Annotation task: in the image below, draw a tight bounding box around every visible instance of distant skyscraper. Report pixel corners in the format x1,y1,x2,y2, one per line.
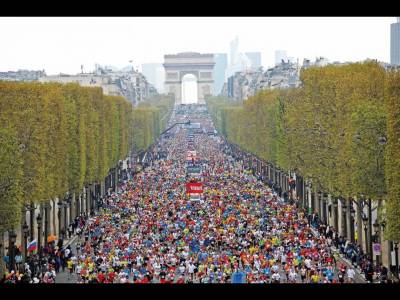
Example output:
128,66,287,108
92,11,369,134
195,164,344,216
244,52,262,70
275,50,288,65
230,36,239,67
391,17,400,66
212,53,228,95
142,63,164,93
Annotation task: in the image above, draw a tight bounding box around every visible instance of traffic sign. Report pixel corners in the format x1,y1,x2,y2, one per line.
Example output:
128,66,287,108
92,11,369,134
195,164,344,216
373,243,381,255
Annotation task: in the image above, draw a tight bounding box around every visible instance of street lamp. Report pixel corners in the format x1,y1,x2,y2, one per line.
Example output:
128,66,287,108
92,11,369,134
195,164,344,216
362,213,369,258
341,200,347,238
22,222,29,262
57,200,63,238
63,199,68,237
36,213,42,259
350,206,356,242
8,230,17,272
380,220,386,232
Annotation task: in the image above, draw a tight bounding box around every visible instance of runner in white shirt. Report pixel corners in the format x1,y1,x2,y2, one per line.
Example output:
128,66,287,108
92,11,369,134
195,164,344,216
75,264,82,283
154,262,161,279
347,267,356,283
271,271,281,283
304,258,312,269
188,262,195,280
288,268,297,283
178,263,185,275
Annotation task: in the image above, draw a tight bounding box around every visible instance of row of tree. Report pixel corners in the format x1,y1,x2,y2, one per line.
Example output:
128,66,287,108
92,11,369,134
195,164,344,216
0,81,174,235
206,61,400,242
132,95,174,152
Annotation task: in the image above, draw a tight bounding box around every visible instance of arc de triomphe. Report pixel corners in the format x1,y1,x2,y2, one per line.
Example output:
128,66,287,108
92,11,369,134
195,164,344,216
163,52,215,104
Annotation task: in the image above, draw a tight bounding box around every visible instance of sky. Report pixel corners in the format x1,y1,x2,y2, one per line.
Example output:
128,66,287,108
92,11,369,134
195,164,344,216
0,17,396,75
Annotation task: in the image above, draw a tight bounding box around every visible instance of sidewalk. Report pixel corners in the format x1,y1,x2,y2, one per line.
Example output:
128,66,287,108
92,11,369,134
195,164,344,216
309,226,367,283
54,234,79,283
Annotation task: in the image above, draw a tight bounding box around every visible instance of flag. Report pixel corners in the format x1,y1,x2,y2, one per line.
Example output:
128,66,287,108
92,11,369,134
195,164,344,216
27,239,37,252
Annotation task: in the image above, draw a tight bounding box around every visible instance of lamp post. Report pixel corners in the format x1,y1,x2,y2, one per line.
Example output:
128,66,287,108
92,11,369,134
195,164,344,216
362,213,369,259
25,203,36,240
8,230,17,272
57,200,62,238
36,213,42,259
332,198,338,231
373,220,380,266
350,206,356,243
22,222,29,262
342,200,347,238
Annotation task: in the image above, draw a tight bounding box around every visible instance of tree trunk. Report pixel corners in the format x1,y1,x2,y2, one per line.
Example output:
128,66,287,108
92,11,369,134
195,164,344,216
329,195,335,230
76,193,80,218
114,166,118,193
368,198,373,256
45,202,50,238
52,199,56,236
309,187,314,213
100,180,105,197
29,201,35,239
314,191,320,215
346,197,353,242
0,231,5,276
91,183,96,212
70,193,75,223
20,209,26,261
356,198,363,248
86,186,90,215
319,193,324,222
340,199,347,238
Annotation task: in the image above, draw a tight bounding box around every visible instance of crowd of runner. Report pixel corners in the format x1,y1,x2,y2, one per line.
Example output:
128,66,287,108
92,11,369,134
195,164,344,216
2,105,378,284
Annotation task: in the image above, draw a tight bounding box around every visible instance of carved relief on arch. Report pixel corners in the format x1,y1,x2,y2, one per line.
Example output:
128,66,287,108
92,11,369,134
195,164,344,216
179,70,199,81
166,72,179,80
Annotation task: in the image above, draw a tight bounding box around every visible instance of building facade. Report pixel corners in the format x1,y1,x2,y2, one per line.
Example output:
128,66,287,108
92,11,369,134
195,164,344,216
226,59,301,101
39,65,155,106
0,69,46,81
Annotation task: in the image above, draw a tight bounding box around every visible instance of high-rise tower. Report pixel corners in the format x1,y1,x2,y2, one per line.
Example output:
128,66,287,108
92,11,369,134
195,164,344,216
390,17,400,66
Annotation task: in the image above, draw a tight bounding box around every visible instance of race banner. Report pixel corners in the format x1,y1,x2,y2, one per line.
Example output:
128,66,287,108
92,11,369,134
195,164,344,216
186,182,203,194
187,165,201,174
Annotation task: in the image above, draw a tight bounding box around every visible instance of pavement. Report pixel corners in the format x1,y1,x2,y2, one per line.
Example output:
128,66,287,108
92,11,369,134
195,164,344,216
54,235,79,283
309,227,366,283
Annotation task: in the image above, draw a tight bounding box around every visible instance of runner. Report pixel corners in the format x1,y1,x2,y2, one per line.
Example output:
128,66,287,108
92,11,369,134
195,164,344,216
7,104,361,284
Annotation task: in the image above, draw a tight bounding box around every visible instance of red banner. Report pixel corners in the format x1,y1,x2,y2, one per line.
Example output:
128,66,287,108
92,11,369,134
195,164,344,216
186,182,203,194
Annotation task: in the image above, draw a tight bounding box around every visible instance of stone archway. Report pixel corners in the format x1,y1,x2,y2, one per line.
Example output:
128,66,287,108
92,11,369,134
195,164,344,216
181,74,198,104
163,52,215,105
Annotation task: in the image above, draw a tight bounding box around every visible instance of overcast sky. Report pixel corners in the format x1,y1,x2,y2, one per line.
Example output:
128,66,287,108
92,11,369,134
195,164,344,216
0,17,396,75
